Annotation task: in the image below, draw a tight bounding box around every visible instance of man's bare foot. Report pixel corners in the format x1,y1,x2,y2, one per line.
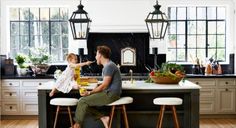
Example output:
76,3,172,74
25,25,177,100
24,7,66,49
100,116,110,128
73,123,80,128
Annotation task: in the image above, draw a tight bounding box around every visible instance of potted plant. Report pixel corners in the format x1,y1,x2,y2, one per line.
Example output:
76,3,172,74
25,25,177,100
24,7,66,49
15,54,29,76
29,47,50,76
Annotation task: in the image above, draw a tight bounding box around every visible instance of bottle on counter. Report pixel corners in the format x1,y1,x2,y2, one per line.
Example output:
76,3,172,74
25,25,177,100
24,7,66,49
205,63,212,75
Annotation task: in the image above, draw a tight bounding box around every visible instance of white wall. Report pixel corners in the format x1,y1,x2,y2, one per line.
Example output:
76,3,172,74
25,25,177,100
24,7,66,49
1,0,235,57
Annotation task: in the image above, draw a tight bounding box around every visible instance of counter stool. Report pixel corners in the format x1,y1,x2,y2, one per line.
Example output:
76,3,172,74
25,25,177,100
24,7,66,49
50,98,78,128
153,97,183,128
106,97,133,128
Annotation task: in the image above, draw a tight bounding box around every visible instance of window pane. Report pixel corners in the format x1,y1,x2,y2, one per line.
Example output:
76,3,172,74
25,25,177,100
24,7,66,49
40,8,49,20
168,7,176,20
30,35,40,47
197,21,206,34
208,35,216,48
217,49,225,61
167,49,176,61
51,48,61,62
62,35,68,48
217,7,225,19
208,21,216,34
60,8,68,20
187,35,196,48
177,49,185,61
62,49,69,61
207,7,216,19
42,35,49,44
61,22,68,34
50,8,60,20
217,35,225,47
188,21,196,34
168,35,177,48
10,22,19,35
20,22,29,35
51,35,60,48
168,22,176,34
208,49,216,58
177,8,186,20
30,8,39,20
20,8,29,20
10,35,19,49
197,7,206,19
187,7,196,20
197,35,206,48
177,22,185,34
188,49,196,62
30,22,40,35
217,21,225,34
51,22,60,34
10,8,19,20
20,35,29,47
177,35,185,48
197,49,206,60
40,22,49,35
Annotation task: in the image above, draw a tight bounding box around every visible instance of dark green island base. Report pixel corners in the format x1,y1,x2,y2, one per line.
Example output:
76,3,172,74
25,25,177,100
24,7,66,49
38,81,200,128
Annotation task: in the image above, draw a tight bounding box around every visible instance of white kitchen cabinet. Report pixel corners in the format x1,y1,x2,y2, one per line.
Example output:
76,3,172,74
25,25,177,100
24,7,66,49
188,78,236,115
1,79,51,115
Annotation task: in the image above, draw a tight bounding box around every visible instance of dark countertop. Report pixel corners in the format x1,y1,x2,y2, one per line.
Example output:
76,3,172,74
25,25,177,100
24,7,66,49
1,74,236,79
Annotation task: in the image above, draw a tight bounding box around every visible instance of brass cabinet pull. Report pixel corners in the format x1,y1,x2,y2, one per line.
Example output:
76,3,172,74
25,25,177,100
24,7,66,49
10,106,12,109
9,83,12,85
196,82,199,84
9,93,12,96
225,88,229,91
225,82,228,84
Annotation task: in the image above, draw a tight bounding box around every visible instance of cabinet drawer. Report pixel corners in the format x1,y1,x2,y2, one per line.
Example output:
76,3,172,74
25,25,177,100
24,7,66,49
200,100,215,114
21,80,49,88
1,89,20,100
188,78,215,88
200,89,215,98
1,101,21,115
21,90,38,99
217,79,235,87
22,101,38,115
1,80,20,89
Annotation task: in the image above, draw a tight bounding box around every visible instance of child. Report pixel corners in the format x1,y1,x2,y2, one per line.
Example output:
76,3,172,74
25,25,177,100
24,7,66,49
49,53,92,97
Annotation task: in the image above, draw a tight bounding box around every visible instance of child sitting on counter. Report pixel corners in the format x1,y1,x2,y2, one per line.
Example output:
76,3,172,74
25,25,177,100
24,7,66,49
49,53,93,97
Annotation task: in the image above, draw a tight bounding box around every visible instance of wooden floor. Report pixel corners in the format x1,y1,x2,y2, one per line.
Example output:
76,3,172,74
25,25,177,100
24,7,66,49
0,118,236,128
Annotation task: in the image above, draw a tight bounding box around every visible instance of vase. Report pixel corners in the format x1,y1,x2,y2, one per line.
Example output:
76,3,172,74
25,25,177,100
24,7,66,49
17,67,28,76
31,64,50,76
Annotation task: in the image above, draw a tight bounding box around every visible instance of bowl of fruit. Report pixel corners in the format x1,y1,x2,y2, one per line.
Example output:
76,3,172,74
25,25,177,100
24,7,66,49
147,62,185,84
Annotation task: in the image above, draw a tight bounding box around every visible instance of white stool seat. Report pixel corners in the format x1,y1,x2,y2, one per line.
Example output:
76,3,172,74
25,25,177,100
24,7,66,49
107,97,133,106
153,97,183,105
50,98,78,106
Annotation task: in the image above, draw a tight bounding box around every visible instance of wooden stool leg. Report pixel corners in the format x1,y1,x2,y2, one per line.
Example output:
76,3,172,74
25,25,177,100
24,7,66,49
156,105,165,128
171,105,180,128
67,106,73,127
122,105,129,128
109,106,116,128
53,106,60,128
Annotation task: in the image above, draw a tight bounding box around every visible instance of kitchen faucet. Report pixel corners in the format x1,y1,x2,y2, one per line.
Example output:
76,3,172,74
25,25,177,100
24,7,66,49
129,69,133,84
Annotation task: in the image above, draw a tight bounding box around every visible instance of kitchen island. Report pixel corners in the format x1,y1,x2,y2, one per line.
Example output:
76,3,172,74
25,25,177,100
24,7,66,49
38,80,201,128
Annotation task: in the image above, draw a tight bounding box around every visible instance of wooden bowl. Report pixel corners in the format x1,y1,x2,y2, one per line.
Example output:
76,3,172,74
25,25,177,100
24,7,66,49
150,76,182,84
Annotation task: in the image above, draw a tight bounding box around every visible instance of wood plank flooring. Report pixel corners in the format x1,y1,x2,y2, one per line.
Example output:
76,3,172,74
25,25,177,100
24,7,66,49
0,118,236,128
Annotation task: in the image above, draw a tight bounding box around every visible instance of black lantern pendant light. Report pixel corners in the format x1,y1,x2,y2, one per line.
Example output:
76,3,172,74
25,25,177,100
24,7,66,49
145,0,168,39
69,0,91,40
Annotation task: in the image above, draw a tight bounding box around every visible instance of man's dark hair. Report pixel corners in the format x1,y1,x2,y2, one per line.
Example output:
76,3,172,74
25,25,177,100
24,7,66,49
97,45,111,59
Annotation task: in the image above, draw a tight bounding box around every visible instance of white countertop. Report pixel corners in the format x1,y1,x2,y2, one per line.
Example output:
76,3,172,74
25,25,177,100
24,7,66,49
38,80,201,90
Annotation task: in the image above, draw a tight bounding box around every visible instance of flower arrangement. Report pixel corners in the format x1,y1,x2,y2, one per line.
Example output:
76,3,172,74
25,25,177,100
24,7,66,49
29,47,50,65
15,53,29,68
146,62,185,84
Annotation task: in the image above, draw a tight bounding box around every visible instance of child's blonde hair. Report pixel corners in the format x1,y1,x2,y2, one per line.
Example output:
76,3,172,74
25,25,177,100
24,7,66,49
66,53,78,62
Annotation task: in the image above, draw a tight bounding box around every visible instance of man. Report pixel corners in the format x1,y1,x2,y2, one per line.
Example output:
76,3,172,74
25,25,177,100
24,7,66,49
73,45,122,128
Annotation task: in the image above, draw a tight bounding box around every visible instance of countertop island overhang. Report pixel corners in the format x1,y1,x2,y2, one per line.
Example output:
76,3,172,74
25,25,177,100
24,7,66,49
38,80,201,128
